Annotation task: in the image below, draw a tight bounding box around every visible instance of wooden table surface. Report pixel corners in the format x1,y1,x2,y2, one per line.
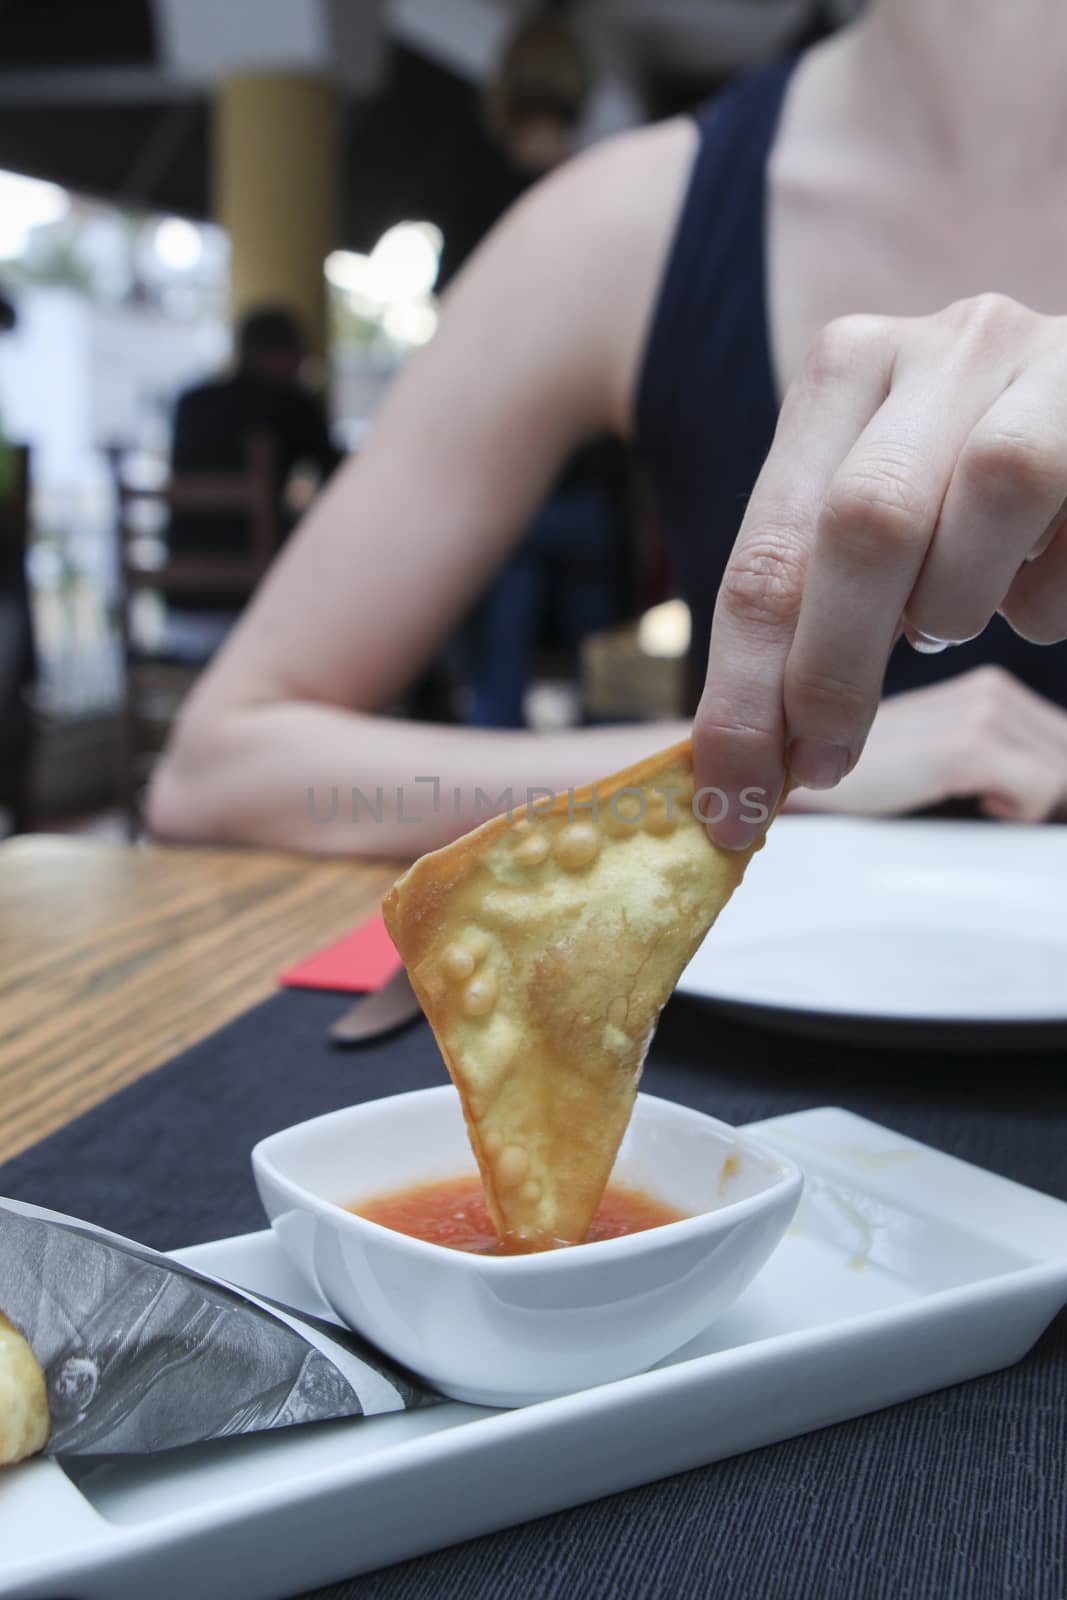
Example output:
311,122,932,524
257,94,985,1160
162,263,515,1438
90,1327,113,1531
0,835,402,1164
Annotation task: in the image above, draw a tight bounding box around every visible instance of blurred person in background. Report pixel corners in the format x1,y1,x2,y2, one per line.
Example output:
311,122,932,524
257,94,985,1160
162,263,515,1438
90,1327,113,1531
151,0,1067,858
437,15,593,287
440,16,635,729
166,305,341,609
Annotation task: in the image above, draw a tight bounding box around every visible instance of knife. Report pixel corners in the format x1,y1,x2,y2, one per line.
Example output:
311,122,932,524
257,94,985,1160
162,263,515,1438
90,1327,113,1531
328,966,422,1046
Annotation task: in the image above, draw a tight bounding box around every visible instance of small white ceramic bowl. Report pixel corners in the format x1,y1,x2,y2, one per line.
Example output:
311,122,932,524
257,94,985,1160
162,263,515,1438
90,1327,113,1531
252,1086,802,1407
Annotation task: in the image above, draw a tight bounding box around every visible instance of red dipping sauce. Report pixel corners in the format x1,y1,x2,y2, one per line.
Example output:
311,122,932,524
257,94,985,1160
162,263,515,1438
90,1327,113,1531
349,1174,687,1254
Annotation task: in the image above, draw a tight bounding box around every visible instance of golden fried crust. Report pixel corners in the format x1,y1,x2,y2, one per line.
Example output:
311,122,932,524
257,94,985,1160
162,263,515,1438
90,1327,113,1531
0,1311,49,1466
383,739,766,1250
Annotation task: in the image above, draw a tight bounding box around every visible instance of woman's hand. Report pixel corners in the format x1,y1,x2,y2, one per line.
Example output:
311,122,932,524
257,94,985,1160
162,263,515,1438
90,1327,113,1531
785,667,1067,822
696,294,1067,846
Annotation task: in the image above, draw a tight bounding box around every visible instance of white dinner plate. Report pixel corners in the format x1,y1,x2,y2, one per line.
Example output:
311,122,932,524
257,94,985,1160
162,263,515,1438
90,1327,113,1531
678,817,1067,1044
3,1107,1066,1600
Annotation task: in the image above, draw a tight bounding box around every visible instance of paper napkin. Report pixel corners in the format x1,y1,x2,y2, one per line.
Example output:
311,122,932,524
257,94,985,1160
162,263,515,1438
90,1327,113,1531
280,913,402,993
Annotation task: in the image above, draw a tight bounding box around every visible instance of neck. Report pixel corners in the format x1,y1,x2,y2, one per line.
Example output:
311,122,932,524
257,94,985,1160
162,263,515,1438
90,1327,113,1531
846,0,1067,183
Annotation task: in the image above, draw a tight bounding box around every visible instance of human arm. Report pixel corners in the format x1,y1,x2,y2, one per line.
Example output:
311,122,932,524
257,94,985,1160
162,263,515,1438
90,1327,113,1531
147,122,698,856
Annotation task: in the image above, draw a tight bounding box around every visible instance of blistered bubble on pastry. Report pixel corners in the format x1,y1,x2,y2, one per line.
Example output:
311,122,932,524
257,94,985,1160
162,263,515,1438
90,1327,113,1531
0,1312,50,1466
441,943,476,981
601,789,646,837
553,822,601,871
382,739,768,1251
461,971,498,1017
514,830,551,868
462,929,492,963
496,1145,531,1188
644,793,678,835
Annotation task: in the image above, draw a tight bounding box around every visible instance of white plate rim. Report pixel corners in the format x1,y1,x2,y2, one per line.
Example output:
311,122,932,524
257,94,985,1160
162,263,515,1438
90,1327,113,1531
677,816,1067,1029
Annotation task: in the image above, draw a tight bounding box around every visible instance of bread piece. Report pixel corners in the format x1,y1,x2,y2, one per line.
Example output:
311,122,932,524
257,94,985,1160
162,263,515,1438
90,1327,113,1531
0,1311,49,1465
383,739,766,1251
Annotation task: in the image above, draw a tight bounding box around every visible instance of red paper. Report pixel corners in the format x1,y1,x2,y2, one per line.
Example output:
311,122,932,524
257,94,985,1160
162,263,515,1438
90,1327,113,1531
280,912,402,993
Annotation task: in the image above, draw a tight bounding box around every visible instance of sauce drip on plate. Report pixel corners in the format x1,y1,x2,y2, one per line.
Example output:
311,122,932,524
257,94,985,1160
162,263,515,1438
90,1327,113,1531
350,1174,687,1254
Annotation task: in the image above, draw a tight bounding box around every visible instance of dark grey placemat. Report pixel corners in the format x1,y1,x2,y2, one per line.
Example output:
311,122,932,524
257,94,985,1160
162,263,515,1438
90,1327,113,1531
1,991,1064,1600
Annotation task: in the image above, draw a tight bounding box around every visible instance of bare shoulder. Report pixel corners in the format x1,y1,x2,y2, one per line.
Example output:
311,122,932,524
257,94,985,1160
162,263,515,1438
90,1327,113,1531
471,117,699,433
538,116,698,237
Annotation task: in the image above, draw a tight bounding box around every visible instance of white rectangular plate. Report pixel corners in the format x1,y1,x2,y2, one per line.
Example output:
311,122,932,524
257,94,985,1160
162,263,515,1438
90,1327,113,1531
678,817,1067,1027
3,1107,1066,1600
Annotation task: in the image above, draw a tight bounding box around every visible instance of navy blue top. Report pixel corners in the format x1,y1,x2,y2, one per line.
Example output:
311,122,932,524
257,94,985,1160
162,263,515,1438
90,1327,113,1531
636,59,1067,710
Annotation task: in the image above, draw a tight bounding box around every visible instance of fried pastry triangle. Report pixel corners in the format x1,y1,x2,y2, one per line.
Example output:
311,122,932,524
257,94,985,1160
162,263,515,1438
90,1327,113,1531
0,1311,49,1466
382,739,767,1251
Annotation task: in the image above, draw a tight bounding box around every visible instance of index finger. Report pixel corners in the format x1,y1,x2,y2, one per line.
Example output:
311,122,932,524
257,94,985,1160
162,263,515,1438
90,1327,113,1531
695,317,893,848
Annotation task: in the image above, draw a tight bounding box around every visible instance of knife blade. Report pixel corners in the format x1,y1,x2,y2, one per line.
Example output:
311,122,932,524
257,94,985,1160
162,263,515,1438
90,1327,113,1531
328,967,422,1047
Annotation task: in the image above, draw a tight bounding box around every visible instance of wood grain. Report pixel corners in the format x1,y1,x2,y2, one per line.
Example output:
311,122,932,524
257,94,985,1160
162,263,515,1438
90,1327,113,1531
0,837,403,1163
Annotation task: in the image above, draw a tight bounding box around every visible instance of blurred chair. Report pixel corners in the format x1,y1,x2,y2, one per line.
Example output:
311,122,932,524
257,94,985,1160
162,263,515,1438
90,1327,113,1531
111,432,278,835
0,445,35,834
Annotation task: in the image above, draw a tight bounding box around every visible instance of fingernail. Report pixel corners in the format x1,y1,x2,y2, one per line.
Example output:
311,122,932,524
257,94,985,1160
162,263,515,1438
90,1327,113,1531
907,627,950,655
704,778,782,852
707,817,758,852
788,739,849,791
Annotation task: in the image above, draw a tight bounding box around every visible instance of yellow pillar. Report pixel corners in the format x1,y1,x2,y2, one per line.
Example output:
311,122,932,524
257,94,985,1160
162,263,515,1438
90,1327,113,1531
214,72,339,359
